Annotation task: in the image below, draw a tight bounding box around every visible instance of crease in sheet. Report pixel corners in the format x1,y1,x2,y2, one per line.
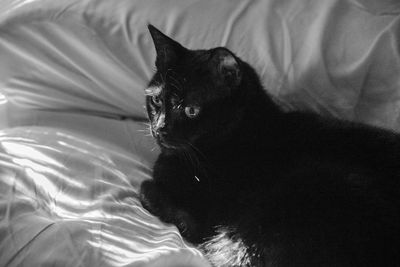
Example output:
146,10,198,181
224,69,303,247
220,0,251,47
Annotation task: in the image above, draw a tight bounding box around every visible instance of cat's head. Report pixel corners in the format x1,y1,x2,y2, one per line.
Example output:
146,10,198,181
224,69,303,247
145,25,252,151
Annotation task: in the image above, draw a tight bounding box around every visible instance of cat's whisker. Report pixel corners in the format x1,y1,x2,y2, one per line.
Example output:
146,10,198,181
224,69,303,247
168,73,184,89
169,82,181,92
137,122,154,137
165,69,184,91
185,141,208,162
137,128,153,138
186,149,197,169
180,144,203,180
182,149,198,176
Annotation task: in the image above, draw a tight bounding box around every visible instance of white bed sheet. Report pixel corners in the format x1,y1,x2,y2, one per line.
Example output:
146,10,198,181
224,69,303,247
0,0,399,129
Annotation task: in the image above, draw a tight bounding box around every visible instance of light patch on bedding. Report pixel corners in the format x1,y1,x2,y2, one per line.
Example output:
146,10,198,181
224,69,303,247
0,92,7,104
201,227,252,267
145,84,163,96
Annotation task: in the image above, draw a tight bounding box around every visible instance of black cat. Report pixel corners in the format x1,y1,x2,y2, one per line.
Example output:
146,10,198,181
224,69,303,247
139,24,400,267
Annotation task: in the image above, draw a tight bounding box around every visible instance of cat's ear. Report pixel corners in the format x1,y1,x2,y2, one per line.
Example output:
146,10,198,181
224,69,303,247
148,24,185,68
211,48,242,88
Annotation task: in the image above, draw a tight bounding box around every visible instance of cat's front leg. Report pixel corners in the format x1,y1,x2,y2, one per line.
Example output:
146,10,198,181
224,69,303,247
140,179,201,243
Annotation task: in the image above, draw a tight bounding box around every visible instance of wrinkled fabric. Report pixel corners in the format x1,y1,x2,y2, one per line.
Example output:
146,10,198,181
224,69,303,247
0,126,210,267
0,0,399,129
0,0,400,266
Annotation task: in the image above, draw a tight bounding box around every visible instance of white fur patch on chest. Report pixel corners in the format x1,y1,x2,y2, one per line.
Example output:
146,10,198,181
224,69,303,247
201,227,253,267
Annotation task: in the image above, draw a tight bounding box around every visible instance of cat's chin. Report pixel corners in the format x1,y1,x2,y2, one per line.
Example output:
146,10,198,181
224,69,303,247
157,138,196,153
158,142,177,150
157,139,180,151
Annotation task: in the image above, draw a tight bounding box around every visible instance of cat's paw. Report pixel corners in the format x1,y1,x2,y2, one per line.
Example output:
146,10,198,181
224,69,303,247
140,180,201,243
174,209,200,243
139,180,165,216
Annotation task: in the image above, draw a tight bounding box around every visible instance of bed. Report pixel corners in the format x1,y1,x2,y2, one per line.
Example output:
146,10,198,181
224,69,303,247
0,0,399,266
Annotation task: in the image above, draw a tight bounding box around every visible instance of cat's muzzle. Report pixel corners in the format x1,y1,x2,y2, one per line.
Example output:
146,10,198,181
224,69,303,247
154,130,174,148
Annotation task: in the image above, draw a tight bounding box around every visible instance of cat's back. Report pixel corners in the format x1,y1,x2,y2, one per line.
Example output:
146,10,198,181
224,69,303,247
219,111,400,266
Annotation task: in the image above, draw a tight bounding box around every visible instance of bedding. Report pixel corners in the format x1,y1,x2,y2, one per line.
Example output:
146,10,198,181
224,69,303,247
0,0,399,266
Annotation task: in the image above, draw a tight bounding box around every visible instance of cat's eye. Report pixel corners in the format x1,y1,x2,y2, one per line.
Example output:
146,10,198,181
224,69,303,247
151,95,162,107
184,106,200,118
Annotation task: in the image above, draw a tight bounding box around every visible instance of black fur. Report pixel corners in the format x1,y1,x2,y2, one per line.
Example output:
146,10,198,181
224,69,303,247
140,25,400,267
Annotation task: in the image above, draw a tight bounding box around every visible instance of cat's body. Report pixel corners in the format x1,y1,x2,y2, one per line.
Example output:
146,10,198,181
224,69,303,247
140,25,400,267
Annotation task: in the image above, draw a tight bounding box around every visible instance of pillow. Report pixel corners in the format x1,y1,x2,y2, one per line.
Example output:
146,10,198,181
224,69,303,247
0,0,399,129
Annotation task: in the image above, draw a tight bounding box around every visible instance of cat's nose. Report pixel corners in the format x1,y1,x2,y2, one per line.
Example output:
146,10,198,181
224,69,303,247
155,129,168,139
